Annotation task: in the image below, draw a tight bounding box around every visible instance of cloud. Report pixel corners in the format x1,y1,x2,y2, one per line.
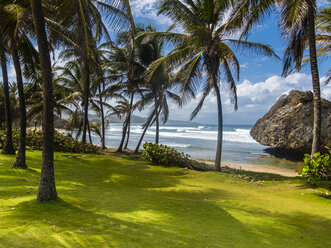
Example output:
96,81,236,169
166,73,331,124
317,0,330,8
240,63,249,68
131,0,173,27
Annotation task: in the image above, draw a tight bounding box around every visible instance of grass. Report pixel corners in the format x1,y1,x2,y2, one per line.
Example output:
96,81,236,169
0,151,330,248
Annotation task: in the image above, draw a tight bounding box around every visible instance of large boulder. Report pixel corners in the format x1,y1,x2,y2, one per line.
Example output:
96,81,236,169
250,90,331,153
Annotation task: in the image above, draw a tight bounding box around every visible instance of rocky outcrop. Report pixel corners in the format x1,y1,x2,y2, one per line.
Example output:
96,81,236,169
250,90,331,153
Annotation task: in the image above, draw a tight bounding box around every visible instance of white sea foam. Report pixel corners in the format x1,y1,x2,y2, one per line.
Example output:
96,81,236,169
223,131,256,143
163,143,191,148
106,124,257,144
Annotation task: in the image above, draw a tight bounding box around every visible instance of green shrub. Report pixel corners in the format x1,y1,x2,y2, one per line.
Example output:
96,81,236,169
142,142,193,168
300,148,331,186
0,129,99,154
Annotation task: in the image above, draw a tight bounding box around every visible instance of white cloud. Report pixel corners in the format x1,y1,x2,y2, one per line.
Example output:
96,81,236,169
131,0,173,27
317,0,330,8
240,63,248,68
166,73,331,124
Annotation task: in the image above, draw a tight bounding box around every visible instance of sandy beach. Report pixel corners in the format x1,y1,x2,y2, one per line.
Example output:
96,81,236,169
199,160,300,177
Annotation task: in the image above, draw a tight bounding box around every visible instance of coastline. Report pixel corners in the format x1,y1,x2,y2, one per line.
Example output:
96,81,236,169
198,160,300,177
29,126,301,177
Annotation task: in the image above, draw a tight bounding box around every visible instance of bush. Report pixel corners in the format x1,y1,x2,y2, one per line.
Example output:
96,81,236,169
0,129,99,154
300,148,331,186
142,142,193,168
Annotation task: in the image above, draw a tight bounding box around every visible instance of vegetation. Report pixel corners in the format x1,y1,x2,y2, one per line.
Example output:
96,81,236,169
138,0,278,171
0,1,330,247
301,148,331,186
142,142,193,168
0,130,99,154
0,0,327,213
229,0,325,155
0,151,330,247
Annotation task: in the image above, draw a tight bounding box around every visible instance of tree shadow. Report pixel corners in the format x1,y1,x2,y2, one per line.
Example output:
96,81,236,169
3,196,263,248
2,152,331,247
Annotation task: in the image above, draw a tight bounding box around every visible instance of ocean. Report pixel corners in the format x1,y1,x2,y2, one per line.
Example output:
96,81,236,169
73,123,299,169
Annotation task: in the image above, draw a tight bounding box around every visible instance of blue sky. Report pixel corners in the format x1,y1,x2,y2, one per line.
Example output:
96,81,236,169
1,0,330,125
130,0,331,125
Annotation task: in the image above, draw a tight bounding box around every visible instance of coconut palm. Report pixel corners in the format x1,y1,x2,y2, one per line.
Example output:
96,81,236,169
0,0,38,168
0,34,15,155
48,0,135,144
47,0,108,143
107,45,145,152
230,0,324,155
55,58,112,145
296,6,331,85
110,98,132,150
139,0,277,170
30,0,57,201
133,25,182,151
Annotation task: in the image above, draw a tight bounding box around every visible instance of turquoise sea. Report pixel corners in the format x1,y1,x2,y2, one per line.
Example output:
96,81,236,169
67,123,300,169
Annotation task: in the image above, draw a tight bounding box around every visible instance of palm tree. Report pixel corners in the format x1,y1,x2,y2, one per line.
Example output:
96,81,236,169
48,0,109,143
30,0,57,202
49,0,135,144
55,58,111,145
294,6,331,85
0,1,37,168
133,25,182,150
139,0,277,170
0,34,15,155
315,6,330,84
110,98,132,151
107,45,145,152
230,0,324,155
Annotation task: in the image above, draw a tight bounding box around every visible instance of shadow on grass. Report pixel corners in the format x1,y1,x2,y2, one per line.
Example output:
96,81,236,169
1,151,331,247
3,196,263,248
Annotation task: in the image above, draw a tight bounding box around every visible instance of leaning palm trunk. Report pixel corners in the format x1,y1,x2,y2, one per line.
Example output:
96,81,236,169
135,127,148,153
98,83,106,149
31,0,57,201
124,121,131,149
12,45,27,169
214,82,223,172
124,92,134,149
88,121,93,145
308,7,322,155
134,119,152,154
118,117,129,152
155,98,160,144
0,46,15,155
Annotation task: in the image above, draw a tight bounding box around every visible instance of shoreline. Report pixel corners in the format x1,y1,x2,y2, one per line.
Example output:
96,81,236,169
198,160,299,177
28,127,301,177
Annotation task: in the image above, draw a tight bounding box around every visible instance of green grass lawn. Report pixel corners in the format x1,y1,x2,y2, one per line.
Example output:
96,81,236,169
0,151,330,248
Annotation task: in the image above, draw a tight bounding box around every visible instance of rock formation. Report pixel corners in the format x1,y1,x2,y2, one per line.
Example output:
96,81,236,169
250,90,331,154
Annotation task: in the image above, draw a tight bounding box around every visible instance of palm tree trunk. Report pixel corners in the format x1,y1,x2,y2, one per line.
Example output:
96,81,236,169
0,43,15,155
134,119,152,154
155,98,160,144
214,82,223,172
88,121,93,145
124,121,131,149
308,6,321,155
31,0,57,201
124,91,134,149
78,0,90,144
76,120,82,140
12,45,27,169
81,58,90,144
117,117,129,152
98,83,106,149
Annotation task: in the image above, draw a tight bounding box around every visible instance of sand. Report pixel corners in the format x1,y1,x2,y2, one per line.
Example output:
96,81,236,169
199,160,299,177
